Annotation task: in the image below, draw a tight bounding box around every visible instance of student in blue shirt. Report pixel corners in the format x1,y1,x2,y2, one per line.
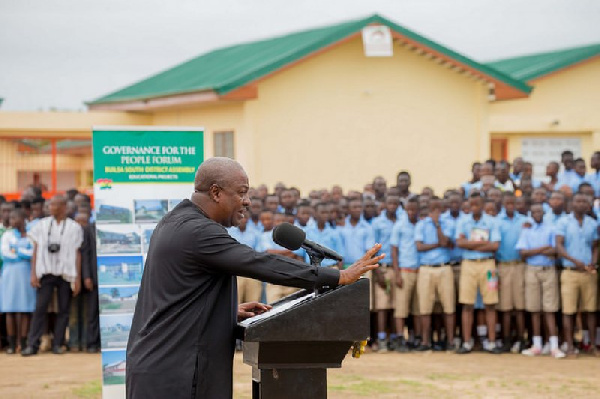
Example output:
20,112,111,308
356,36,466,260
363,197,379,225
455,192,502,354
339,199,375,269
516,204,565,358
396,171,416,208
264,195,279,213
558,150,576,180
258,212,304,303
461,162,481,198
442,192,464,274
531,188,551,214
510,157,523,183
556,193,599,356
277,189,297,215
578,183,597,219
522,162,542,189
556,151,580,192
247,198,264,233
544,191,568,227
585,151,600,197
390,197,421,352
304,203,342,268
372,176,387,203
227,210,262,304
294,201,314,232
558,158,587,194
441,191,464,343
371,195,400,352
1,209,36,354
415,198,456,351
496,192,527,353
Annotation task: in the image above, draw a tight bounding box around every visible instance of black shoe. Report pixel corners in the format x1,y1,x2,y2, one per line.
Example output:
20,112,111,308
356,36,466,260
484,343,503,354
446,342,458,352
488,345,503,355
21,347,38,357
394,338,410,353
6,337,16,354
52,346,65,355
501,340,512,353
432,341,445,352
410,336,422,350
86,346,99,354
456,344,472,354
414,344,432,352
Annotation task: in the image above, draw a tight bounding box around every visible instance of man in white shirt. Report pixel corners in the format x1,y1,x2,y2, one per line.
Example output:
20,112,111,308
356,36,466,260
22,195,83,356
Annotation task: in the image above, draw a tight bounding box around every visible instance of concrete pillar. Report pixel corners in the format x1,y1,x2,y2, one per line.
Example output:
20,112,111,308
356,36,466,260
0,139,19,193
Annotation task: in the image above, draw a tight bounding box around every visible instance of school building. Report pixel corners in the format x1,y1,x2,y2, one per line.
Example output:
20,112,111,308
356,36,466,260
0,14,598,196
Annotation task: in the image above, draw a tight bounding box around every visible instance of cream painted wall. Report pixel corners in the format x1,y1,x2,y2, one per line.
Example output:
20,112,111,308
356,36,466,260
246,37,490,195
151,102,256,183
0,139,19,192
490,57,600,162
0,111,151,137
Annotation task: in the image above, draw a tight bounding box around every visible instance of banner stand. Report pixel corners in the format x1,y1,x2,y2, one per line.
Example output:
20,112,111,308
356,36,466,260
92,126,204,399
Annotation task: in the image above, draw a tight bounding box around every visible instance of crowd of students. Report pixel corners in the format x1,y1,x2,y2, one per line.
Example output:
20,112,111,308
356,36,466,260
228,150,600,358
0,189,98,356
0,149,598,361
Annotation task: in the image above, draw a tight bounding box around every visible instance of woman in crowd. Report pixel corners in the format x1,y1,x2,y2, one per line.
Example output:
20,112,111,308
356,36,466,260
1,209,36,354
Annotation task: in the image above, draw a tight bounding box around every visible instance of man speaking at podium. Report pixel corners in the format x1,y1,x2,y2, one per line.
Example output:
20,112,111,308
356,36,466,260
126,157,383,399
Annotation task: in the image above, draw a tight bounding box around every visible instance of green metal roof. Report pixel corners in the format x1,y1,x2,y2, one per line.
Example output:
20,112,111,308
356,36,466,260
89,14,530,105
487,43,600,82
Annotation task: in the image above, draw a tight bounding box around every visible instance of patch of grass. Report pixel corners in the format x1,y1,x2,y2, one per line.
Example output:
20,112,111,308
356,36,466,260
329,379,395,395
426,372,468,381
72,380,102,398
330,374,446,396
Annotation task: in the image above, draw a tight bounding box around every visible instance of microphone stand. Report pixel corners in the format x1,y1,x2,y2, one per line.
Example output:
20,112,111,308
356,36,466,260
306,247,332,295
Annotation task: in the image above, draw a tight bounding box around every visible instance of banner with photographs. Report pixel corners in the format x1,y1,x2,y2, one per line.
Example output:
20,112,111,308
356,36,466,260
92,126,204,399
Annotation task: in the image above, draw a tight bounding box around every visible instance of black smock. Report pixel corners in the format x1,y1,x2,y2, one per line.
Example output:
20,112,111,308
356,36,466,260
126,200,340,399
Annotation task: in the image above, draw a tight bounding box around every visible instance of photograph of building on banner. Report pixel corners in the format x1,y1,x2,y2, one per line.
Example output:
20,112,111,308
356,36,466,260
96,225,142,254
102,350,127,386
99,285,139,314
97,255,144,286
134,199,168,223
100,314,133,349
95,199,133,224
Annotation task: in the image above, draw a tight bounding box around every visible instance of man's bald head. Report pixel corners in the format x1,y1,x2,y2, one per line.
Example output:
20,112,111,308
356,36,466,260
194,157,246,192
191,158,251,227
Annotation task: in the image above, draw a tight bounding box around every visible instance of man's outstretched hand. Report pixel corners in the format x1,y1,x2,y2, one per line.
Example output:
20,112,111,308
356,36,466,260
339,244,384,285
238,302,272,322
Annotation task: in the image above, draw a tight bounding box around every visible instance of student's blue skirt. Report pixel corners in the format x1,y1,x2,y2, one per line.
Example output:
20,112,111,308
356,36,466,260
1,261,36,312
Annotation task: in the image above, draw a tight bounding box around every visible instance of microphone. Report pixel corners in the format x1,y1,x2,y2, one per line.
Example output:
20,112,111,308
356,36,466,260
273,222,343,262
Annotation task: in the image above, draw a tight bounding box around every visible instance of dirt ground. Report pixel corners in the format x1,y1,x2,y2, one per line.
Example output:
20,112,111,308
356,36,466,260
2,349,600,398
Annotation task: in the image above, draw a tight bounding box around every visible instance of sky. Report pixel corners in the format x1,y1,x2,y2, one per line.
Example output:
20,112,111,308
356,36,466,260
1,0,599,111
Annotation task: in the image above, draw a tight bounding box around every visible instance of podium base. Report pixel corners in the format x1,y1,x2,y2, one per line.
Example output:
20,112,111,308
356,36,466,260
252,367,327,399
